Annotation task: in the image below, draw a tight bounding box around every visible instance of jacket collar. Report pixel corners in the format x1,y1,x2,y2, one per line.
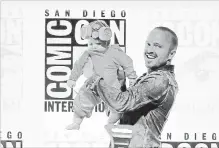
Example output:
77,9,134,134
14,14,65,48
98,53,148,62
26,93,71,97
148,64,175,74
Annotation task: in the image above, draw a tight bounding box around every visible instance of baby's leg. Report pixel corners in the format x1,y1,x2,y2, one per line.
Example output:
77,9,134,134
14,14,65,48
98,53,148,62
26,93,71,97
66,91,86,130
66,81,101,130
107,109,122,124
66,113,84,130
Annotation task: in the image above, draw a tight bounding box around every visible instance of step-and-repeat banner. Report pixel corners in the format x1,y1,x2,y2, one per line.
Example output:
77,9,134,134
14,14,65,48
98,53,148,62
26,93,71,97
1,1,219,147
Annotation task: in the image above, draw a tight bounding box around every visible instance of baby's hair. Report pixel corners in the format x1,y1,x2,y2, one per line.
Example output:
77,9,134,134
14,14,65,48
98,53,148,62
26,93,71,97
89,20,109,28
89,20,111,47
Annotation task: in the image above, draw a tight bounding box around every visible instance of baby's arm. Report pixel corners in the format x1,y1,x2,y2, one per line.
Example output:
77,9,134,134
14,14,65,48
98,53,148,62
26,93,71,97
112,46,138,85
68,51,90,87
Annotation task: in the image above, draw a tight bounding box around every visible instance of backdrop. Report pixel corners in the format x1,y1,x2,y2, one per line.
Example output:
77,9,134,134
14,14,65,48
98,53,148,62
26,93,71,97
1,1,219,147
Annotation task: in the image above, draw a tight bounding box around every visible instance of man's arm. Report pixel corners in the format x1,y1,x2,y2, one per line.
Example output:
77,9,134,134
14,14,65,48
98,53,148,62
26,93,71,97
69,51,89,81
94,71,169,113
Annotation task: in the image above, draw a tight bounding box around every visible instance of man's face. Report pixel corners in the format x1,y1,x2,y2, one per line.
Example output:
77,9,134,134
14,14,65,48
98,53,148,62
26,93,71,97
144,29,172,69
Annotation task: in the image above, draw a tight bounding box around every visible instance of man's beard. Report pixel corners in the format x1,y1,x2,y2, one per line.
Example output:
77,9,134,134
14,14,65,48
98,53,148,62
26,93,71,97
147,59,168,71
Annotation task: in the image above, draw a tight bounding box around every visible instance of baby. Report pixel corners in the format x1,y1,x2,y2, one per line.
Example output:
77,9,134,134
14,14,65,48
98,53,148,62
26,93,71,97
66,20,137,130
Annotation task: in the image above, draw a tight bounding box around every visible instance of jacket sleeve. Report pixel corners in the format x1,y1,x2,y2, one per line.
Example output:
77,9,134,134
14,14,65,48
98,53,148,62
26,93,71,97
95,71,170,112
112,45,138,80
69,51,89,81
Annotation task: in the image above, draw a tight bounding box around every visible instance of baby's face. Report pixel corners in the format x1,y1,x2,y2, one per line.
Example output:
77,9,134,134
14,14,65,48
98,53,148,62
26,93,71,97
87,38,106,52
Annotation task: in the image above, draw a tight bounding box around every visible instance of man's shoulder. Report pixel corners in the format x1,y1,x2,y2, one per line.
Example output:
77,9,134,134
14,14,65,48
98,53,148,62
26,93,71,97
135,70,177,104
139,71,167,82
148,70,178,88
138,70,176,88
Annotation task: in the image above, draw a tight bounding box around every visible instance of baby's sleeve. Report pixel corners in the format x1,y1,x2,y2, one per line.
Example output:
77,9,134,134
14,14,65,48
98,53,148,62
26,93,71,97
69,51,89,81
113,47,138,80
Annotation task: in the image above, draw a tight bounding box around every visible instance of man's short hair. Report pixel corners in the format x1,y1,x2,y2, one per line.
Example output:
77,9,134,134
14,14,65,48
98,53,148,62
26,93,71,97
155,26,178,52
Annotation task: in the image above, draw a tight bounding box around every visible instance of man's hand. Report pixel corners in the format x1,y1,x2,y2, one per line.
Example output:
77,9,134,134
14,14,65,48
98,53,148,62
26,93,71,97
85,74,101,94
105,105,111,117
67,80,76,88
129,78,136,86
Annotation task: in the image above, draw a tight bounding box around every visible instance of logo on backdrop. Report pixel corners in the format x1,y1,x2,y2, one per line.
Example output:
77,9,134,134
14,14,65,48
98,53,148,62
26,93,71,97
45,17,126,112
0,131,23,148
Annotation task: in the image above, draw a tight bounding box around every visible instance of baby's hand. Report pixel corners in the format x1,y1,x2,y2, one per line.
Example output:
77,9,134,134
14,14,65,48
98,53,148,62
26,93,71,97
129,78,136,86
67,80,76,88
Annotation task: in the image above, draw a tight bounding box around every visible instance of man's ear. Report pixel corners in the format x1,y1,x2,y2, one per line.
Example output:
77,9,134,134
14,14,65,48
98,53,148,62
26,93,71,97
168,48,176,61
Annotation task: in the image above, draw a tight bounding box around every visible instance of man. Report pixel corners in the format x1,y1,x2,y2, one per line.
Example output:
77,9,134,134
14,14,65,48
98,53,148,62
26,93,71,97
86,26,179,147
